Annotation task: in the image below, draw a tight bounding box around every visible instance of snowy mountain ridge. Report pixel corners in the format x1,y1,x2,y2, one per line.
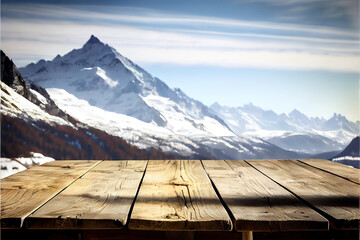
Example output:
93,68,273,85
1,82,73,127
211,102,359,154
211,102,358,134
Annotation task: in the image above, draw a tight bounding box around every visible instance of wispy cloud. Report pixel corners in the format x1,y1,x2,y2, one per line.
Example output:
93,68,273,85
237,0,359,29
3,4,358,37
1,4,359,72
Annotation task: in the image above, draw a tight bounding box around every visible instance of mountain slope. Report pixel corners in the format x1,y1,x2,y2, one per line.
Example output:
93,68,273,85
1,114,171,160
334,136,360,158
1,50,75,124
1,78,73,126
331,136,360,168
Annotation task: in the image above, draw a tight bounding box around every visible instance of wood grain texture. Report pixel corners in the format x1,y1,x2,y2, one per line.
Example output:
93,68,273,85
248,160,360,230
202,160,328,232
128,160,232,231
298,159,360,184
26,161,147,229
1,160,101,229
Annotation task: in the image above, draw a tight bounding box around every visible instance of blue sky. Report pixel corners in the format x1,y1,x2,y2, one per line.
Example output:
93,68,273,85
1,0,359,121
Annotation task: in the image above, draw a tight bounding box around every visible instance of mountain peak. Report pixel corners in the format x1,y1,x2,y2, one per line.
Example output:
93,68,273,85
290,108,301,114
243,102,260,111
53,54,61,61
85,35,102,45
210,102,222,110
289,108,306,117
331,113,346,121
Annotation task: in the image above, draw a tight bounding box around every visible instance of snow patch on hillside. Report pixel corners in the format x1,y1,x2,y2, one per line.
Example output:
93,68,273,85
82,67,118,87
332,156,360,169
1,153,55,179
29,89,48,105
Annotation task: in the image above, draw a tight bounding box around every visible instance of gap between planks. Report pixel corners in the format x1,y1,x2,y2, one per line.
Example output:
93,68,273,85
200,160,255,240
124,160,149,228
128,160,233,231
26,161,148,229
202,160,328,233
296,159,360,185
246,160,359,230
243,160,334,224
20,160,104,228
1,160,103,229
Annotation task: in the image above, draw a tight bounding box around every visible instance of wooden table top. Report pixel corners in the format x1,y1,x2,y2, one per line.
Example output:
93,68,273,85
1,159,359,232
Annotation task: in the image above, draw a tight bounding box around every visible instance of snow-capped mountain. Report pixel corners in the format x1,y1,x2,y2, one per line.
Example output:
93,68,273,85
211,102,359,154
1,50,173,161
18,35,303,159
20,35,230,136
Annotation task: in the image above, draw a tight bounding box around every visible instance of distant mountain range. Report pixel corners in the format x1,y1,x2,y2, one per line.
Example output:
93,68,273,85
1,35,358,161
211,103,358,154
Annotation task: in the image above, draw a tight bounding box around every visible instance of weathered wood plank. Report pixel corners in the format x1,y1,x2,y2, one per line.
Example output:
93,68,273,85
1,160,101,229
128,160,232,231
248,160,360,230
202,160,328,232
26,160,147,229
298,159,360,184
